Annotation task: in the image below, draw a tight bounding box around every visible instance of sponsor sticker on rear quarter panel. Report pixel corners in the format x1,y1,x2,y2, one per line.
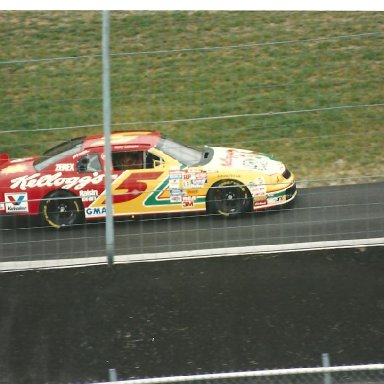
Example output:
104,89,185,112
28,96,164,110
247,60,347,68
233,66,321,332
5,192,29,213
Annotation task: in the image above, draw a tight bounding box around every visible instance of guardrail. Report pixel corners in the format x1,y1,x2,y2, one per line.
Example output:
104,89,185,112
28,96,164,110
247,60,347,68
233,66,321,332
96,363,384,384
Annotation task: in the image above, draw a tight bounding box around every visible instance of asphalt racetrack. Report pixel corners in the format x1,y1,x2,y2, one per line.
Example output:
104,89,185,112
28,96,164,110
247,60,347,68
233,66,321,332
0,182,383,263
0,246,384,384
0,182,383,384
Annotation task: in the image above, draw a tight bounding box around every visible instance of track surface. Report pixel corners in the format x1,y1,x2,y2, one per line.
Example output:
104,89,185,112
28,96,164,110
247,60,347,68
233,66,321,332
1,247,384,384
0,182,383,262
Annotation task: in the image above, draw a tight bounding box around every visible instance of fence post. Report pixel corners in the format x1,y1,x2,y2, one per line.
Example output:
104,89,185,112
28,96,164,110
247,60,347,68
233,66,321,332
109,368,118,381
322,352,332,384
102,10,115,267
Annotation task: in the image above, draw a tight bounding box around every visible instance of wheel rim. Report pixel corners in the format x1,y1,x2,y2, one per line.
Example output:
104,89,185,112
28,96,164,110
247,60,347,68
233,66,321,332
43,193,81,228
214,186,247,216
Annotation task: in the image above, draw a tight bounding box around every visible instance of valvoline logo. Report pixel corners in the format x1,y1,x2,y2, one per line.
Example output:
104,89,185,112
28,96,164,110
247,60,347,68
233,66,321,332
5,192,29,213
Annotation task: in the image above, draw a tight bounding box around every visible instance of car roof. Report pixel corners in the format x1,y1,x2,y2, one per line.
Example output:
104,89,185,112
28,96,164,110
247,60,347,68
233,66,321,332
83,130,161,151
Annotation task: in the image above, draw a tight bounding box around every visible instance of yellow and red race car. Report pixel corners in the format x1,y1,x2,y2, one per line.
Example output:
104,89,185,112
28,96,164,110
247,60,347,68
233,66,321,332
0,130,297,228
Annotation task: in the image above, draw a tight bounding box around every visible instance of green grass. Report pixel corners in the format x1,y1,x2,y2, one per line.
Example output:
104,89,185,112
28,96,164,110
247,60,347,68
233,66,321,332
0,11,383,186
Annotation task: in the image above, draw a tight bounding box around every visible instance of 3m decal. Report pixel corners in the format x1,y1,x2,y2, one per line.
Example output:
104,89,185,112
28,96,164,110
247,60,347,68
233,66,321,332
5,193,29,213
182,196,196,208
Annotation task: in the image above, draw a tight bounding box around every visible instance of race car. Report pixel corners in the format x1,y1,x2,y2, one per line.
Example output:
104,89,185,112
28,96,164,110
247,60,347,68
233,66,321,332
0,130,297,228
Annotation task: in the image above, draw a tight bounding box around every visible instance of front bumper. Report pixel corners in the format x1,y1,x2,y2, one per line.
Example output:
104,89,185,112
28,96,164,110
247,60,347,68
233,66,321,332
252,182,297,210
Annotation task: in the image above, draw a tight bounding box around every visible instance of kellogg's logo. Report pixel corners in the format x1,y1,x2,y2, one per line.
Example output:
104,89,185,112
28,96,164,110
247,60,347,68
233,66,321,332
10,172,105,191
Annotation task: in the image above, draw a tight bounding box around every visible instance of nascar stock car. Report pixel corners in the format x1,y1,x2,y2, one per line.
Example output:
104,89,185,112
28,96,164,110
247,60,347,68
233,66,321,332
0,130,297,228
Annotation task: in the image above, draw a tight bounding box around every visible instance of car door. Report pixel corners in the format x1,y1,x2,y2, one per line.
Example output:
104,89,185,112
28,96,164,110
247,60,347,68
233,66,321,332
75,151,105,210
85,149,170,218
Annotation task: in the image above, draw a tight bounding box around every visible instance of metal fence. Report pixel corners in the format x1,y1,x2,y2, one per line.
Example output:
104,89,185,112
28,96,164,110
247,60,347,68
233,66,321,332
97,364,384,384
0,11,384,269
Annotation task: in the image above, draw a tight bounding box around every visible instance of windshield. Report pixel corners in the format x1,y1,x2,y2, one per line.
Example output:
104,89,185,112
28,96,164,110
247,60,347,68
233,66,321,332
34,137,85,171
156,137,202,166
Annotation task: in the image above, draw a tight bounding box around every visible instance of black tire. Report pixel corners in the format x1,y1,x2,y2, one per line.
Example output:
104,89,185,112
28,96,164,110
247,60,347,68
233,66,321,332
40,190,84,229
207,180,252,217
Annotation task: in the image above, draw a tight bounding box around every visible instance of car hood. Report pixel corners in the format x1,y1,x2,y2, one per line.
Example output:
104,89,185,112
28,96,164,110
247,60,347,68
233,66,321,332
205,147,286,175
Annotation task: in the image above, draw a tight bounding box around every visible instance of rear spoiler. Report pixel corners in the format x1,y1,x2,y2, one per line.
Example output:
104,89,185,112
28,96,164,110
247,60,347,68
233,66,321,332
0,153,10,166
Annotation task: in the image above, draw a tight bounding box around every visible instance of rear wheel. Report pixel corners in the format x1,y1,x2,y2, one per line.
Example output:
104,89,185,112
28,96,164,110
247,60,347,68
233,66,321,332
207,180,252,217
40,190,84,229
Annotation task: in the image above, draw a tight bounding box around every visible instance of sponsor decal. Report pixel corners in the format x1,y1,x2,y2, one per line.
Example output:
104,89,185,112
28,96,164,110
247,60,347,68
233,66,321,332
243,157,269,171
242,156,285,174
85,207,107,216
221,149,236,166
267,196,285,205
80,189,99,202
170,195,182,203
191,179,206,187
169,170,207,190
5,193,29,213
182,196,196,208
250,185,266,197
249,177,267,199
167,169,207,207
169,171,183,179
253,199,267,207
55,163,75,172
170,189,183,197
217,174,241,179
194,172,207,180
72,150,90,159
169,179,181,189
144,176,206,207
10,172,105,191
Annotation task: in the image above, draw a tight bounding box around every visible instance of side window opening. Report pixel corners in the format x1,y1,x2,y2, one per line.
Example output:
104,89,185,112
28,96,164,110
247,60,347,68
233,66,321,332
145,152,162,168
112,151,163,171
77,154,102,173
112,151,143,171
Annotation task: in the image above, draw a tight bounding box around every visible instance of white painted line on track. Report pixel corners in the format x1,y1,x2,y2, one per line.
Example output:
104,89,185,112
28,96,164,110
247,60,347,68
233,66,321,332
1,237,383,273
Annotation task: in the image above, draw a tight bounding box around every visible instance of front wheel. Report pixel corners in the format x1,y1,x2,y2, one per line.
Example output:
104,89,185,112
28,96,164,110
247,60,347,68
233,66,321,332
207,180,252,217
40,190,84,229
